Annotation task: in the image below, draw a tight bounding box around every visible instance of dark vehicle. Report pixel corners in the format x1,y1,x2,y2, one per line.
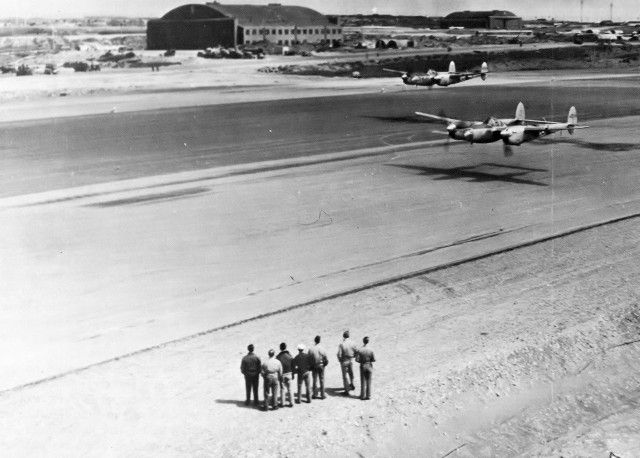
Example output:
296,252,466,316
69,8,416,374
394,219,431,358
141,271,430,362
63,62,101,72
16,64,33,76
98,51,136,62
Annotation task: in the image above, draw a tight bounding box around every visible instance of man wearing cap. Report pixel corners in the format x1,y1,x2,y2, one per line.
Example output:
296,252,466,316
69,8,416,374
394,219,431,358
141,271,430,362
240,344,261,406
293,344,313,403
261,349,283,411
276,342,294,407
308,335,329,399
356,336,376,400
337,330,358,395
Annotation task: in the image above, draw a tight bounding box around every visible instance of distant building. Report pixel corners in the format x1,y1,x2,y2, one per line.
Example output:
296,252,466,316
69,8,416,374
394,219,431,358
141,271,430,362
147,2,343,50
441,10,522,30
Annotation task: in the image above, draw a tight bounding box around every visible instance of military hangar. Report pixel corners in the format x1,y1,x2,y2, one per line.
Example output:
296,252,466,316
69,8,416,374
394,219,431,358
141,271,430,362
147,2,343,50
441,10,523,30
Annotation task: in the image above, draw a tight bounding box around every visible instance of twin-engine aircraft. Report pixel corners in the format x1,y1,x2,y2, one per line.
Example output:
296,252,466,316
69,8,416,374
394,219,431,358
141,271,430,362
416,102,589,155
384,61,488,88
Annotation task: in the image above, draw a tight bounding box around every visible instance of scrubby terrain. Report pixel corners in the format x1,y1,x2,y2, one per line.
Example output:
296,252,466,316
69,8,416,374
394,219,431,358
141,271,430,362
263,44,640,77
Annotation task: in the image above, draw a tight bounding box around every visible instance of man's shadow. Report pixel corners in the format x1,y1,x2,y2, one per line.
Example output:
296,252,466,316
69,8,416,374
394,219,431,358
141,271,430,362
215,399,259,409
325,387,361,400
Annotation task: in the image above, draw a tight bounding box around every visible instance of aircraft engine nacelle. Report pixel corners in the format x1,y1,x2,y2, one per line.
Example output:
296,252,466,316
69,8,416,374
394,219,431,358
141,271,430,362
500,127,525,145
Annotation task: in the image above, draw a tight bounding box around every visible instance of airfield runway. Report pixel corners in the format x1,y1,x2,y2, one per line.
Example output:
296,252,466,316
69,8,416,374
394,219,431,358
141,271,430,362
2,76,640,197
2,73,640,456
2,77,640,391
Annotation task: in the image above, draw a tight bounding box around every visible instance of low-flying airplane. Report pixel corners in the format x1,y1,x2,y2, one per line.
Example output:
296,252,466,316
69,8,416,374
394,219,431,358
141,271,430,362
416,103,588,155
383,61,488,87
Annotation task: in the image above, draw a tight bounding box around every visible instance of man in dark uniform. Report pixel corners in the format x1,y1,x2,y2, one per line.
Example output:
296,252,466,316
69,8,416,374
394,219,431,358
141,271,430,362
356,336,376,400
240,344,261,406
293,344,313,404
276,342,294,407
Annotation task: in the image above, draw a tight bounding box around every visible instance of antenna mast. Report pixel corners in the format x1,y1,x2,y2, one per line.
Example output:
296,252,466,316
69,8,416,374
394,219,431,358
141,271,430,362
610,2,613,22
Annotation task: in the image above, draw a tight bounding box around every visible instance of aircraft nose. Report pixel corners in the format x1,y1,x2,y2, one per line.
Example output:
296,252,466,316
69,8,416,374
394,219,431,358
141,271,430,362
446,123,457,132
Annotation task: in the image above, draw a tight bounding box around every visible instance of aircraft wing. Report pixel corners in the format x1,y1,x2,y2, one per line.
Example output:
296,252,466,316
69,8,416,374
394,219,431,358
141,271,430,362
519,118,562,125
383,68,406,75
415,112,463,124
450,71,483,78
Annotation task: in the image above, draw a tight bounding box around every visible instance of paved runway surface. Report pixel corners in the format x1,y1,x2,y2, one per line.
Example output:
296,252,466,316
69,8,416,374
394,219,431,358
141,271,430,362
2,78,640,197
2,77,640,390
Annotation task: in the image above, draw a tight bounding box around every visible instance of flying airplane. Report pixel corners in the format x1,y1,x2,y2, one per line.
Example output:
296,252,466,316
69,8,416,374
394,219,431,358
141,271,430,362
415,103,588,155
383,61,488,88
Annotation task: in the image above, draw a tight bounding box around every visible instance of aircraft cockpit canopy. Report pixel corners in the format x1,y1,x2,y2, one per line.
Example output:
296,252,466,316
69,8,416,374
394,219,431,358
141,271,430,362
484,117,505,127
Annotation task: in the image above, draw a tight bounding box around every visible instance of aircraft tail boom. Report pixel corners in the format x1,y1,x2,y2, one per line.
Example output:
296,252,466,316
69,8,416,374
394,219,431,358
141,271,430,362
567,106,577,134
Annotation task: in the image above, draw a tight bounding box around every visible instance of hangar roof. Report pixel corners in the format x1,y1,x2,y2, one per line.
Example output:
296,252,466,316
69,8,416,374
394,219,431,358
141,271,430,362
161,4,227,20
445,10,519,20
206,2,332,26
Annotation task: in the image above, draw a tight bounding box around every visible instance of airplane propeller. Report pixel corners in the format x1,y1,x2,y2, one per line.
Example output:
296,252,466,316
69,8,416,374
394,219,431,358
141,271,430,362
503,143,514,157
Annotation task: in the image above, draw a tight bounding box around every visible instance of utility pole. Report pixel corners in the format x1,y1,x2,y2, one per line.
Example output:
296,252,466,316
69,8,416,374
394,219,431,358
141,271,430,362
610,2,613,22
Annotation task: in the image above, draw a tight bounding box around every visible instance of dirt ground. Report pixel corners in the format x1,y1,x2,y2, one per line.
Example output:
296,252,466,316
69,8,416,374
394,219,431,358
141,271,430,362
1,45,639,457
1,209,639,457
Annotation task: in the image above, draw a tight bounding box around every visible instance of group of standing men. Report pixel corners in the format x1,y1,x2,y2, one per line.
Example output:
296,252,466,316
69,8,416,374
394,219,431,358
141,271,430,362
240,331,376,411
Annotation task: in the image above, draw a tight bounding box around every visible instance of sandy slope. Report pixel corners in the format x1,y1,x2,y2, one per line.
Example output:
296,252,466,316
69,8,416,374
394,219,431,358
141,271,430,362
1,210,639,457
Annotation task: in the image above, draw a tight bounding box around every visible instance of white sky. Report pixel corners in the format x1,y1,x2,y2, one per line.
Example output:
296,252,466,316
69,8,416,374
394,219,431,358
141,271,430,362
2,0,637,23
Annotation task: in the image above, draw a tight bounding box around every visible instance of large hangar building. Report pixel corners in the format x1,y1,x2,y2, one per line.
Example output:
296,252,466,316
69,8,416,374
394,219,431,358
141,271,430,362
442,10,522,29
147,2,343,50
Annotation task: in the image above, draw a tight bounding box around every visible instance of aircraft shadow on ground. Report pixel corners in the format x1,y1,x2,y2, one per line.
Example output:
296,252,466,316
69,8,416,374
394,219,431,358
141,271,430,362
388,163,548,187
537,137,640,152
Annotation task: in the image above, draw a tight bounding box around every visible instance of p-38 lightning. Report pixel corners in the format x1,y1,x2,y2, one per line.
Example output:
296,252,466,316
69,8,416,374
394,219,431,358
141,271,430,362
415,102,589,155
384,61,488,87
